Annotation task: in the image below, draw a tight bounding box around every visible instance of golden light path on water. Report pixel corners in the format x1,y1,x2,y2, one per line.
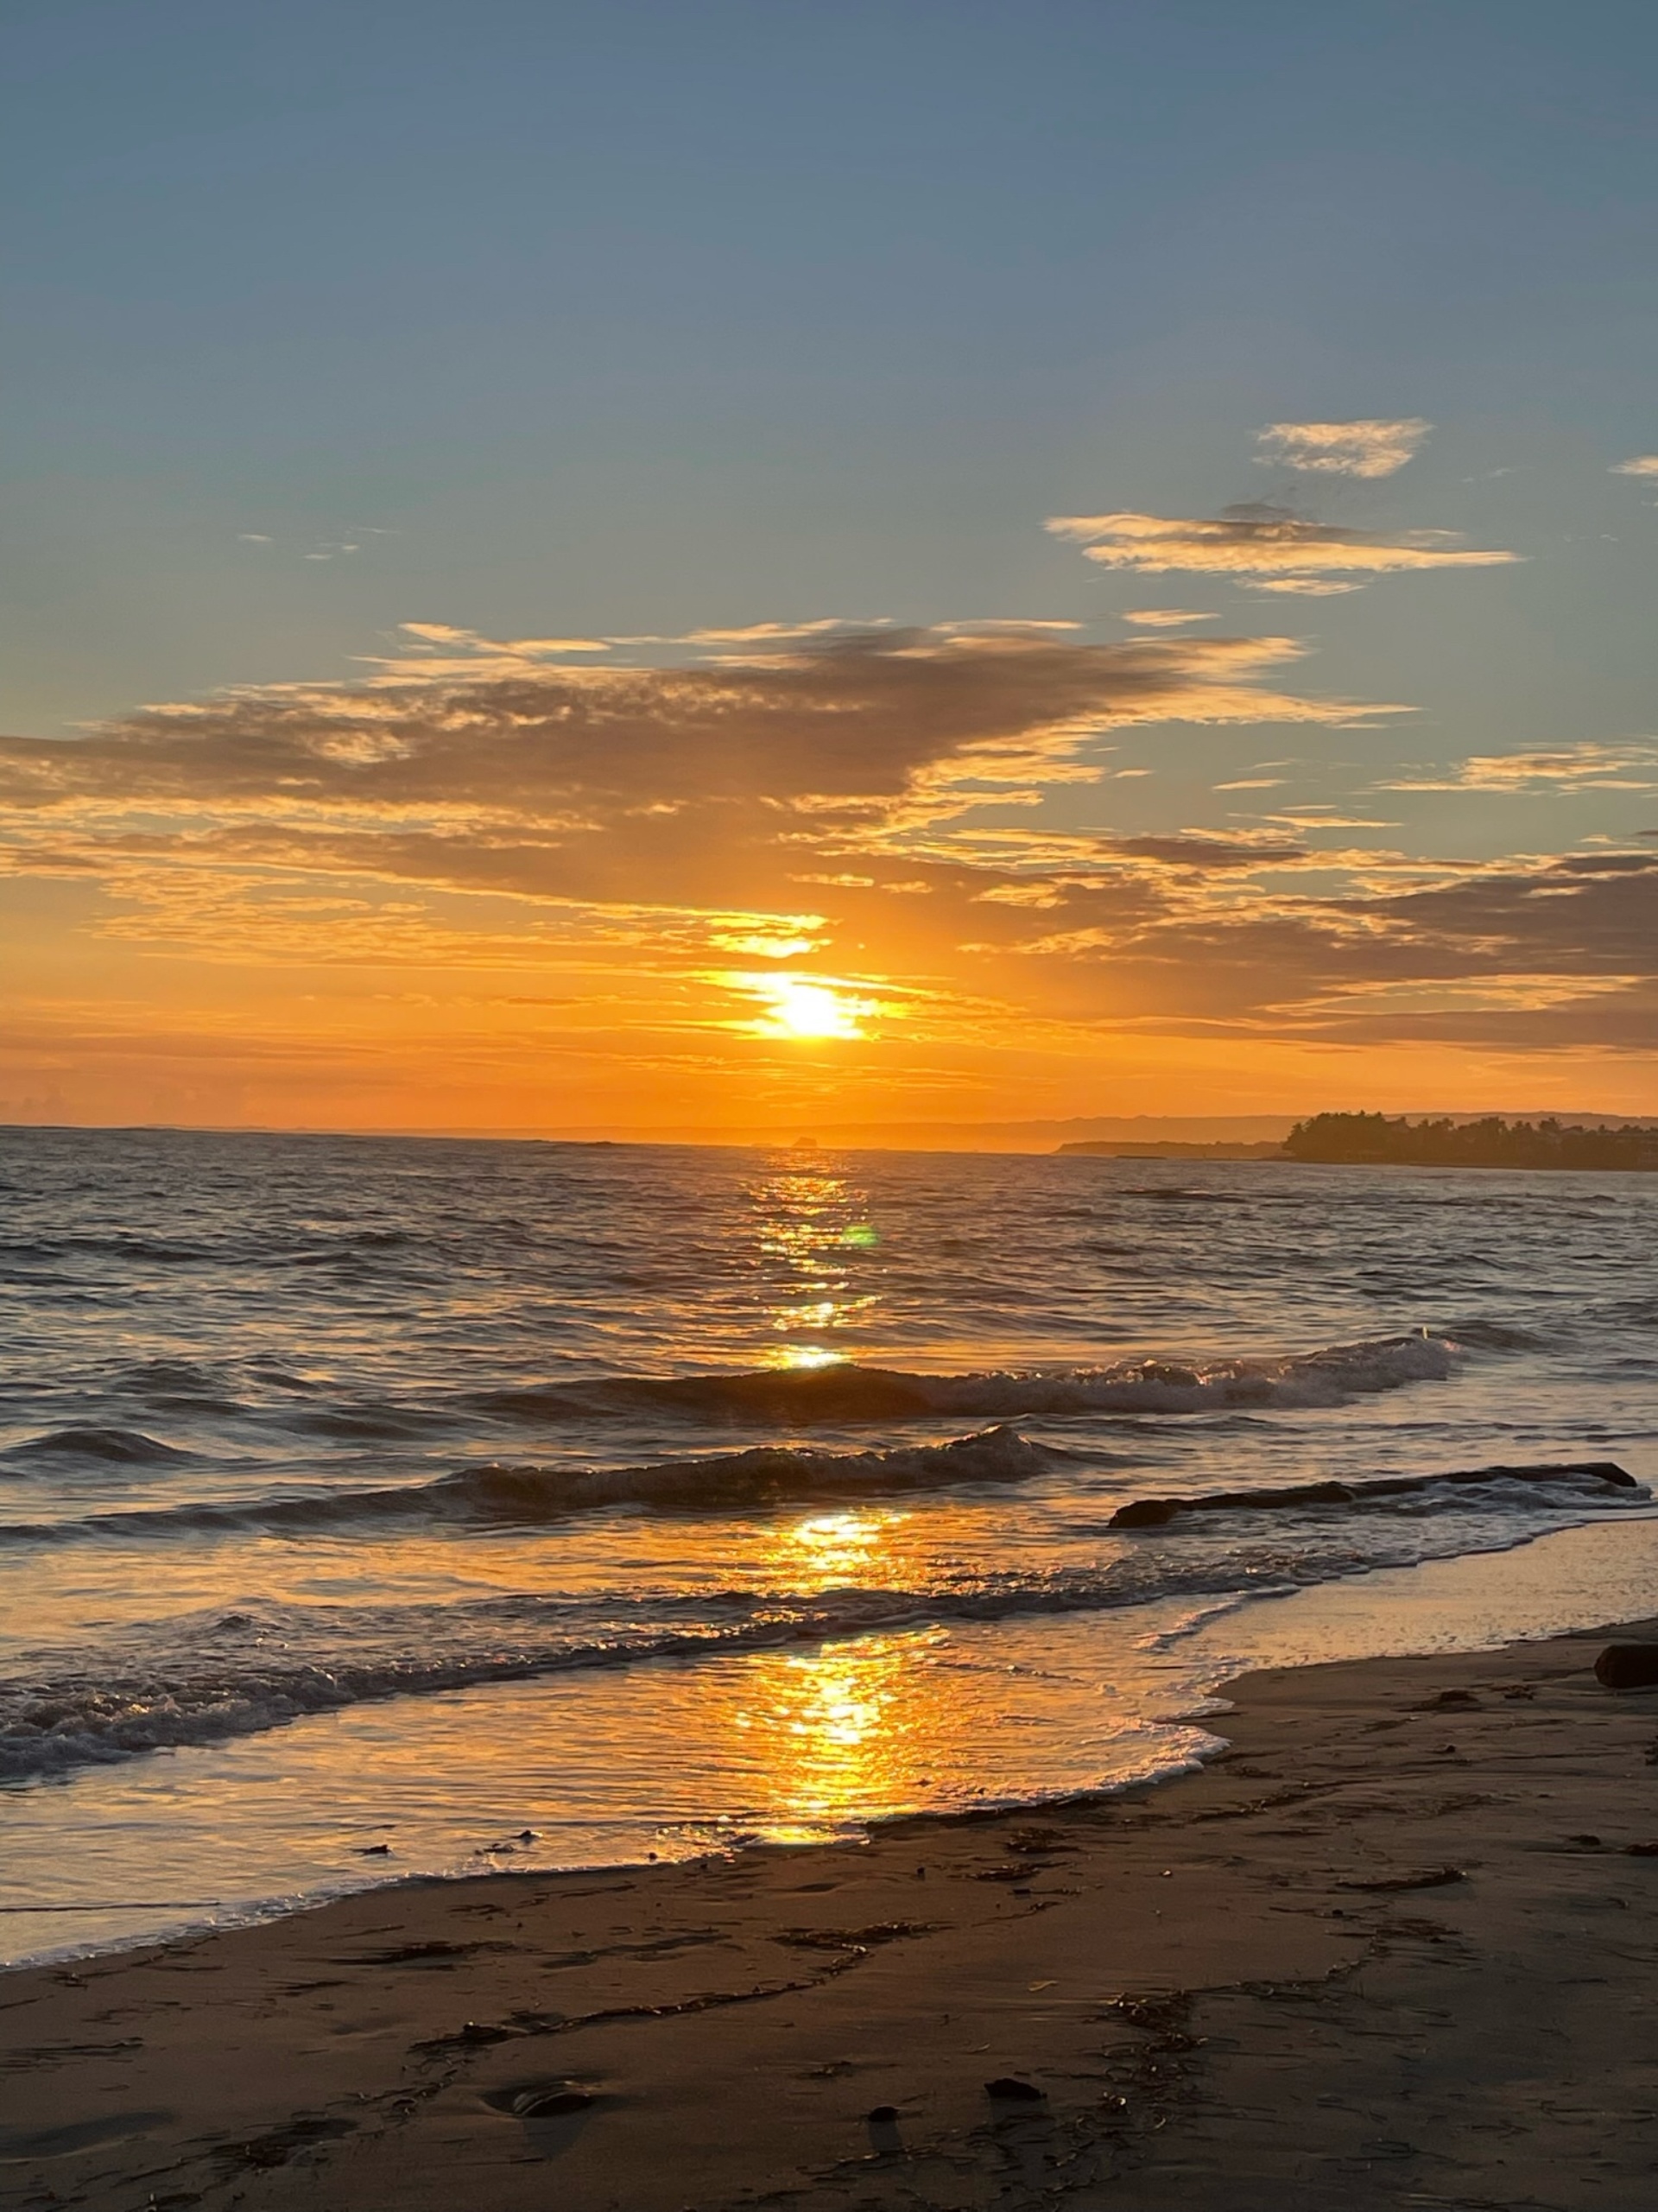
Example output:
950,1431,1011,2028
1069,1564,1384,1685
744,1144,1006,1848
725,1631,947,1840
747,1516,915,1834
753,1160,878,1367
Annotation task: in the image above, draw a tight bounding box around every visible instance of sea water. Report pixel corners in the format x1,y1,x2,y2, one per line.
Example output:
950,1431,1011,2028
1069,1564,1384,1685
2,1125,1654,1962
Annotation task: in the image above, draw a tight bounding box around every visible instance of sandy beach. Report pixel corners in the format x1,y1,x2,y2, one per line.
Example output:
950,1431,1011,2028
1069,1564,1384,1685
4,1619,1657,2211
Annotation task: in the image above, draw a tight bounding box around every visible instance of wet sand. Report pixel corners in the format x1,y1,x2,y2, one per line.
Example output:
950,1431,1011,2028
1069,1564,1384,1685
6,1620,1658,2211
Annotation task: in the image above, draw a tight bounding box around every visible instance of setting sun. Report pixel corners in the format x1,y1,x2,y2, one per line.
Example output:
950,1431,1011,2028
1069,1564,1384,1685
744,976,873,1041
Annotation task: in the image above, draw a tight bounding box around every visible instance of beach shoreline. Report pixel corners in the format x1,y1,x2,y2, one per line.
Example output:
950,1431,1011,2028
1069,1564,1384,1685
7,1612,1658,2209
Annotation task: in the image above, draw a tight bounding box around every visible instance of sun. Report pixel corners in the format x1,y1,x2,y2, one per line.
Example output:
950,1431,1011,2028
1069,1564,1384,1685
766,979,862,1039
744,976,872,1041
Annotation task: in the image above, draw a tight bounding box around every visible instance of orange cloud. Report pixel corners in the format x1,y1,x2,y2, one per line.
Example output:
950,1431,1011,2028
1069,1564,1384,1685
1047,504,1519,593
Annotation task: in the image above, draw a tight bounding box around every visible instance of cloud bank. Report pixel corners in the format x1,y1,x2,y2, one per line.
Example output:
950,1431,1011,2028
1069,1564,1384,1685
0,624,1383,833
2,609,1651,1073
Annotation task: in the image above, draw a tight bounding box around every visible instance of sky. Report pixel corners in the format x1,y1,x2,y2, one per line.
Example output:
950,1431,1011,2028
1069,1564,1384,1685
3,0,1656,1137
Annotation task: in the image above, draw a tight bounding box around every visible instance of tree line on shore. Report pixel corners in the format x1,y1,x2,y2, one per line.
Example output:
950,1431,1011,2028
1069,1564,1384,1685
1284,1112,1658,1170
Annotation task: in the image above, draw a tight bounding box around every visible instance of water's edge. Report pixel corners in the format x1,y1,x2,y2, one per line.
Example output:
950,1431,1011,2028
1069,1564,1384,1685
10,1516,1654,1974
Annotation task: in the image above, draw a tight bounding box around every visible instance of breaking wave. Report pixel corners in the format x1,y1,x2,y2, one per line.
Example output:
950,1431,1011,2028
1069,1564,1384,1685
0,1425,1066,1545
0,1336,1477,1544
475,1332,1461,1427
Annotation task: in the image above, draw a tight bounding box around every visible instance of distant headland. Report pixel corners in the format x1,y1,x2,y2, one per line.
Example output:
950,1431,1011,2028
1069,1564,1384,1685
1283,1112,1658,1169
1060,1112,1658,1169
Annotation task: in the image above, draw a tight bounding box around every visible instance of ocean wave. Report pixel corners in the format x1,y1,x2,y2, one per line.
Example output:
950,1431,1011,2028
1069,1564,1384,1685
0,1425,1064,1545
477,1333,1461,1428
1108,1459,1639,1529
1,1612,794,1780
1,1426,197,1467
4,1448,1642,1784
2,1571,1169,1779
1441,1318,1551,1353
0,1334,1478,1543
0,1233,213,1265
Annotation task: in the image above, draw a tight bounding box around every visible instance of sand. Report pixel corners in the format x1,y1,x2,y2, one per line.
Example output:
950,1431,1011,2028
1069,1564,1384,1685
6,1621,1658,2211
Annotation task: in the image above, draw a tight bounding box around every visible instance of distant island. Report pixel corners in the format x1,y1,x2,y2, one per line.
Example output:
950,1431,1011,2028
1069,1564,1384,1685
1283,1112,1658,1170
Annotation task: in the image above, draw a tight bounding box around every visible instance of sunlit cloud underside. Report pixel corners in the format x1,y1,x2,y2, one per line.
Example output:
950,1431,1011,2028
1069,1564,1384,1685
1,466,1651,1128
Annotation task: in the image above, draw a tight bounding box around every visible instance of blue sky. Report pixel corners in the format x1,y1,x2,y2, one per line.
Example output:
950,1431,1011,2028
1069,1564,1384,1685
3,1,1655,1128
8,1,1655,731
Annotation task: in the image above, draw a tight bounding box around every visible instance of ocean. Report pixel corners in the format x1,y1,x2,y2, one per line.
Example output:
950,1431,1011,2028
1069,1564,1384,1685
3,1125,1655,1964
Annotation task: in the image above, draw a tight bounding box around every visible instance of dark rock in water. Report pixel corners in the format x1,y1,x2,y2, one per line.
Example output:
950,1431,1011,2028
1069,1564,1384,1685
866,2104,900,2124
1110,1496,1183,1529
1623,1841,1658,1856
984,2076,1045,2101
1568,1833,1604,1849
514,2088,594,2118
354,1842,393,1856
1111,1460,1636,1531
1596,1644,1658,1689
1113,1480,1357,1529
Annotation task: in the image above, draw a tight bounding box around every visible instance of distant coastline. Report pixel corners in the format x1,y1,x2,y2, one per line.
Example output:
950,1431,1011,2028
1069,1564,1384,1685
1060,1112,1658,1169
6,1113,1656,1162
1283,1112,1658,1170
1056,1138,1288,1160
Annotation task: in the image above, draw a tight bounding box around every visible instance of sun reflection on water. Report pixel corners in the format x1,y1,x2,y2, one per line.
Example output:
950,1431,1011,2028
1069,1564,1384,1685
750,1157,881,1369
726,1630,947,1833
774,1506,909,1589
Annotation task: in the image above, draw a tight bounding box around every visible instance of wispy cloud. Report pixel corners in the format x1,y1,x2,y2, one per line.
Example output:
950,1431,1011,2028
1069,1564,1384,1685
681,618,854,644
1611,455,1658,479
1046,505,1518,594
935,618,1083,637
1119,608,1217,629
1380,743,1658,793
1256,417,1432,478
396,621,612,658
